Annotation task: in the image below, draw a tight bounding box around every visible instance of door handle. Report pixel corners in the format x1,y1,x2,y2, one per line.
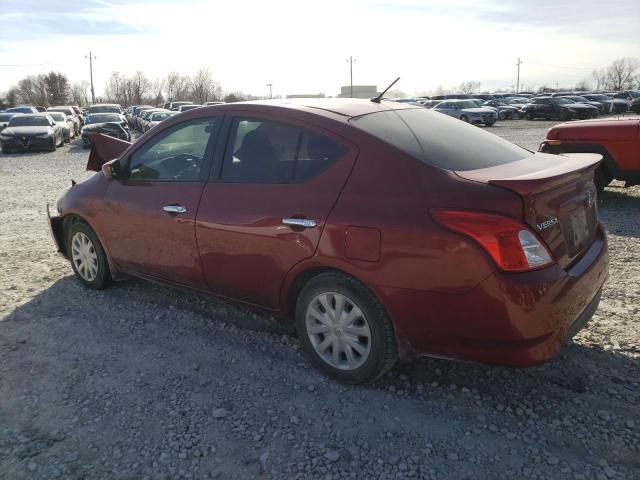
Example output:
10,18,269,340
163,205,187,214
282,218,316,228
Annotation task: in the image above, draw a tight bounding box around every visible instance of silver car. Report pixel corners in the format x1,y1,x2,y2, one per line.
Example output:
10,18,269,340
433,100,498,126
47,112,74,142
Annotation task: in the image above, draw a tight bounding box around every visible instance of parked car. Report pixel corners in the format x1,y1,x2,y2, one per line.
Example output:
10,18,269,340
421,100,442,109
87,104,124,115
580,94,628,114
128,105,154,126
5,105,39,114
554,96,605,113
521,97,598,120
433,99,498,126
482,99,522,119
145,110,178,131
612,91,640,114
471,94,496,101
139,109,166,132
47,99,608,384
47,106,81,136
81,113,131,148
169,101,193,111
0,113,64,153
47,112,75,142
539,117,640,193
0,112,19,132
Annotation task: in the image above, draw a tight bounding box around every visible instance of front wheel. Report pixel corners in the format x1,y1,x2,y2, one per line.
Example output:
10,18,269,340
594,165,613,194
295,272,397,384
526,111,535,120
460,115,469,123
485,121,495,127
67,221,111,289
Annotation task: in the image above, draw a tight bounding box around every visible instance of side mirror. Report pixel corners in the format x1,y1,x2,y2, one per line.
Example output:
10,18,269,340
102,159,122,180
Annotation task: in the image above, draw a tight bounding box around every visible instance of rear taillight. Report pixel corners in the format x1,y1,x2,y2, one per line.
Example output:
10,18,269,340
430,209,554,272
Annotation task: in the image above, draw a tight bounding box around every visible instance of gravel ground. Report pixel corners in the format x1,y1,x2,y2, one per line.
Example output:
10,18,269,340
1,120,638,480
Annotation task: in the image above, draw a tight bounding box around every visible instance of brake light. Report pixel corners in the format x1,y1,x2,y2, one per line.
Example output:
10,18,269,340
430,209,554,272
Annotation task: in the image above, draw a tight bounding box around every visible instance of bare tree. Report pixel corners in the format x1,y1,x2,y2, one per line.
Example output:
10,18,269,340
459,81,481,94
606,57,639,91
18,75,48,106
152,78,165,106
165,72,191,102
574,80,591,91
104,72,126,104
71,83,85,106
131,71,152,105
191,68,214,104
591,68,607,90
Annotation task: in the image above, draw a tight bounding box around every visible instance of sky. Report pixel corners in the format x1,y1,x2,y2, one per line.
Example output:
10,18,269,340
0,0,639,98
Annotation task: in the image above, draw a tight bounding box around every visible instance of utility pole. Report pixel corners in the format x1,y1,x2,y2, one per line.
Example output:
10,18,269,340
266,83,273,99
85,50,96,104
516,57,522,94
347,56,355,97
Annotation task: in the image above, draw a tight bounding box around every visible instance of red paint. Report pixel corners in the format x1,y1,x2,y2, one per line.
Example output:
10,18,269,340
53,99,609,368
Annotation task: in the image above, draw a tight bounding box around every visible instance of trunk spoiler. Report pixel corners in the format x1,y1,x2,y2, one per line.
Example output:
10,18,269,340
456,152,602,196
86,133,132,172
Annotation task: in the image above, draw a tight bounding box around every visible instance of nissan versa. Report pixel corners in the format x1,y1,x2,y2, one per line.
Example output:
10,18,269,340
48,99,609,384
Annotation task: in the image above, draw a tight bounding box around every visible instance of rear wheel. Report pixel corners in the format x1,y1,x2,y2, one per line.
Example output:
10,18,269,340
66,221,111,289
526,111,535,120
295,272,397,384
485,120,495,127
49,137,57,152
460,115,469,123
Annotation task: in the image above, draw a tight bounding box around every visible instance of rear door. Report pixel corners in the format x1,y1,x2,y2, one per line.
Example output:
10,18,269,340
196,113,357,308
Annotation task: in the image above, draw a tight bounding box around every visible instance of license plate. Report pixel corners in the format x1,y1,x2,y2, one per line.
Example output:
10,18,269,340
570,209,589,246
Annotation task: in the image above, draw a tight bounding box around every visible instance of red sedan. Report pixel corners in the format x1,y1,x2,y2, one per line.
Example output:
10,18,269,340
48,99,608,384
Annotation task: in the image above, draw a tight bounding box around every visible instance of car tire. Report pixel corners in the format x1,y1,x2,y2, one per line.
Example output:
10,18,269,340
560,111,570,121
295,272,397,384
594,165,613,195
485,121,495,127
460,115,469,123
66,220,111,290
49,138,57,152
526,112,535,120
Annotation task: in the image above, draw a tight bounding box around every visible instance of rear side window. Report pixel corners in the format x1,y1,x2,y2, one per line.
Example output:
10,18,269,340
220,118,346,183
349,108,530,171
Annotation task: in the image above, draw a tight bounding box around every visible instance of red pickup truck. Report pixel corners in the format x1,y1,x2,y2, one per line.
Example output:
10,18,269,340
539,117,640,193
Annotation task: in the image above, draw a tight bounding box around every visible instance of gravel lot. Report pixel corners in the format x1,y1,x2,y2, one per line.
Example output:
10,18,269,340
1,119,638,480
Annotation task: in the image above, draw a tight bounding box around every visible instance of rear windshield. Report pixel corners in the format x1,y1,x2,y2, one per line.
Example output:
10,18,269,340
9,116,49,127
349,108,530,171
89,106,120,114
0,113,15,122
87,114,121,123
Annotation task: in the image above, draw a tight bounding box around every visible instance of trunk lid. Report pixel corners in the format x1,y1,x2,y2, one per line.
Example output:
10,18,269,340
456,152,601,269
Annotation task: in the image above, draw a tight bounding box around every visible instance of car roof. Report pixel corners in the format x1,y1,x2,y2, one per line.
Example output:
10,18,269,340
221,98,419,119
16,113,49,118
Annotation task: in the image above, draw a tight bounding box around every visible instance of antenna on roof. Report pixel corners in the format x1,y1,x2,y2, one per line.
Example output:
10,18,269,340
371,77,400,103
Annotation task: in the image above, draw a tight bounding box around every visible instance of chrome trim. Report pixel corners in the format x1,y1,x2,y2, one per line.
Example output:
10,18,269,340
163,205,187,214
282,218,317,228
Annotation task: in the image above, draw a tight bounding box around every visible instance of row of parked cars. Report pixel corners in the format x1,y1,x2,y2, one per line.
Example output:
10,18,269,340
125,100,225,133
394,90,640,125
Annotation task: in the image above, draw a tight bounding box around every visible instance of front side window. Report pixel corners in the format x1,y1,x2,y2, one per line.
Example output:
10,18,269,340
220,118,346,183
127,118,217,182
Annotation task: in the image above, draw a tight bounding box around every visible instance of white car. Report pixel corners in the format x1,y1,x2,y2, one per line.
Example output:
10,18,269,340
47,112,74,142
47,106,80,136
433,100,498,126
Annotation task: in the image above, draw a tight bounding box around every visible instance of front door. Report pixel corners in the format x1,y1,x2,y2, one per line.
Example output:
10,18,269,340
196,114,357,308
100,116,220,288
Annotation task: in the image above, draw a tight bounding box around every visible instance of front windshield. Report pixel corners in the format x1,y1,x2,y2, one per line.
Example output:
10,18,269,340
48,113,66,122
587,95,608,100
571,96,589,102
9,116,49,127
554,98,573,104
87,114,121,124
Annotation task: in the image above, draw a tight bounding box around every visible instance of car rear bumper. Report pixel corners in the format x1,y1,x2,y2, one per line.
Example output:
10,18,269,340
378,225,609,366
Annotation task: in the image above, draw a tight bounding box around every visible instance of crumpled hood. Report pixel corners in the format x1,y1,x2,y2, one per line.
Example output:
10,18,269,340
82,121,125,132
86,133,132,172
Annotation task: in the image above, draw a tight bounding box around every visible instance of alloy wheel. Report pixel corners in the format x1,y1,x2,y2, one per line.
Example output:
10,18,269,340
71,232,99,282
305,292,372,370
